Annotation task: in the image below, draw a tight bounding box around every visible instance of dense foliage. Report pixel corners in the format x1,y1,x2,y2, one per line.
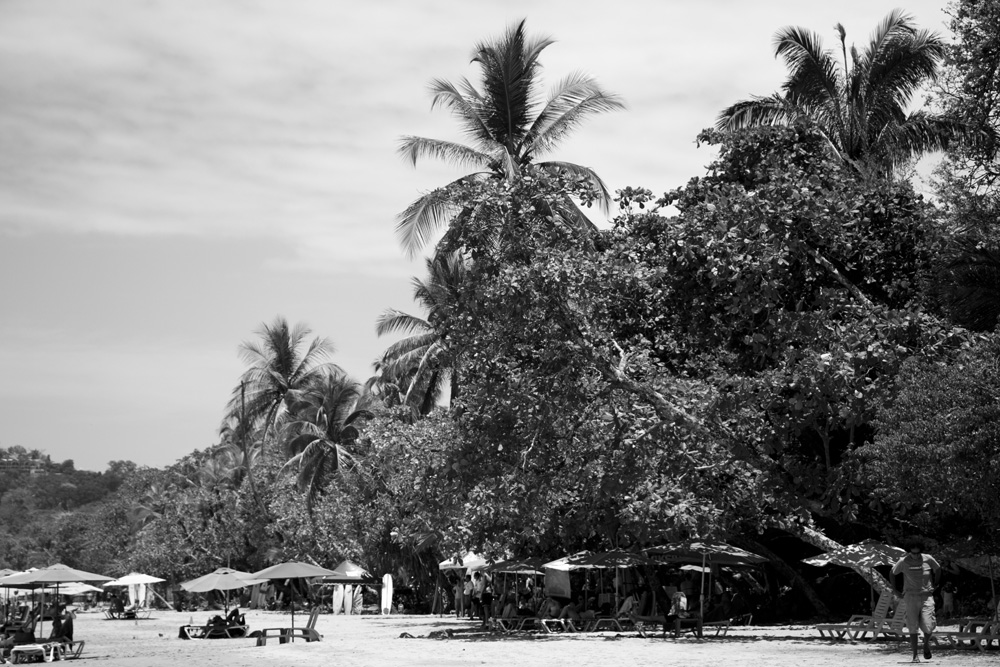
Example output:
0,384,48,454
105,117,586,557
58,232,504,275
9,11,1000,620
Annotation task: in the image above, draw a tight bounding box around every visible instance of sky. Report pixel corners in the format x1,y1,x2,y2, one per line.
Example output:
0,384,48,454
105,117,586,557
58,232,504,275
0,0,951,471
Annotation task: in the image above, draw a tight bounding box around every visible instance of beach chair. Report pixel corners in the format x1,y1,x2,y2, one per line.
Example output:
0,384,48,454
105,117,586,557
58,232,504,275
181,622,249,639
255,607,322,646
701,619,733,637
816,590,894,639
9,642,60,663
631,613,703,639
58,640,86,660
938,619,1000,652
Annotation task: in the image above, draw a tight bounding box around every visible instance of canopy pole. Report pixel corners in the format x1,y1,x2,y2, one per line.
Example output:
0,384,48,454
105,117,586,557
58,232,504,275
699,553,706,619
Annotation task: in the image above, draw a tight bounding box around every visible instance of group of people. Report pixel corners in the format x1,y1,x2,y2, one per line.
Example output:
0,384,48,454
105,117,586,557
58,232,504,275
0,601,75,655
448,569,707,630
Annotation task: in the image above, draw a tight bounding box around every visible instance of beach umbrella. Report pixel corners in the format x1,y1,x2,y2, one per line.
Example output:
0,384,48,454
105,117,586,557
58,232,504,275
647,540,768,618
324,560,376,584
482,557,546,575
251,562,338,635
55,582,105,597
181,567,267,614
0,564,112,637
104,573,165,587
542,551,593,571
566,550,654,569
438,552,488,571
105,572,166,610
564,551,654,612
646,540,768,566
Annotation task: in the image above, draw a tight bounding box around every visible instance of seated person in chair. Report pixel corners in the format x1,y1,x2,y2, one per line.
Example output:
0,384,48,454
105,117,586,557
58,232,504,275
0,625,36,651
630,583,690,629
225,607,245,627
48,607,74,643
109,593,126,617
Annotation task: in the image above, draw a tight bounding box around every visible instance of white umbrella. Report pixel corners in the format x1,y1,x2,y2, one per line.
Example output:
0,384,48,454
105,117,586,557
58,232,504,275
0,564,112,637
251,562,338,634
438,552,488,571
104,573,165,587
180,567,267,614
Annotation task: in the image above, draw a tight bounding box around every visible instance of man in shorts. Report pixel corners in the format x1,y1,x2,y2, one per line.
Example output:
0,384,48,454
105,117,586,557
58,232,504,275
892,538,940,663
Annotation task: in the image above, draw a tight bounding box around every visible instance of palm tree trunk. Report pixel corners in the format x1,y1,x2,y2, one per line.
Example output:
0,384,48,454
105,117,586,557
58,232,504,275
741,538,830,617
241,382,269,519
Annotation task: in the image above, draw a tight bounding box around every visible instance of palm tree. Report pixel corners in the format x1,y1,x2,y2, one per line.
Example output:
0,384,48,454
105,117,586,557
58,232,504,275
717,10,979,176
374,253,466,415
226,317,338,456
397,19,624,256
281,371,373,512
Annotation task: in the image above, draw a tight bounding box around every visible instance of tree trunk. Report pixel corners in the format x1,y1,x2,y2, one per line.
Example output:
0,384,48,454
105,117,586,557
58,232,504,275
792,525,893,596
744,538,830,617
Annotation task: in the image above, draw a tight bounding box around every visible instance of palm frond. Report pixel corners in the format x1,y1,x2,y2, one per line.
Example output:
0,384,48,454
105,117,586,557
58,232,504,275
375,309,432,337
772,26,845,139
397,136,493,171
526,73,625,157
879,112,986,168
472,19,550,147
537,160,613,214
717,94,804,131
865,28,945,133
379,333,439,361
429,78,493,144
395,185,463,258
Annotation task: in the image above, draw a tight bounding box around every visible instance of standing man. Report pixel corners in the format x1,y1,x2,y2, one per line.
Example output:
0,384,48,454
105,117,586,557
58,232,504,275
892,538,941,663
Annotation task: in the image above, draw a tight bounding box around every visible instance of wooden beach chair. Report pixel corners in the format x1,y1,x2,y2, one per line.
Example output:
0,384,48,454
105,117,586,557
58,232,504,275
255,607,322,646
816,590,894,639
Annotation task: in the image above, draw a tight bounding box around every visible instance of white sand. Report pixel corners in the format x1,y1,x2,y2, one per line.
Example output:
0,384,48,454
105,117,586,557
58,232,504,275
59,609,992,666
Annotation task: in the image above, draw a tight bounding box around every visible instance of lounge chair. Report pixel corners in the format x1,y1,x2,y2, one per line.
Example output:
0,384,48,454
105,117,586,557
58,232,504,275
938,618,1000,652
9,642,60,663
631,612,704,638
816,590,895,639
180,612,249,640
58,640,86,659
181,623,249,640
255,607,322,646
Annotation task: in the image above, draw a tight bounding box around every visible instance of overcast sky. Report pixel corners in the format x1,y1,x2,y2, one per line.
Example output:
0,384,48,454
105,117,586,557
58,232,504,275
0,0,950,471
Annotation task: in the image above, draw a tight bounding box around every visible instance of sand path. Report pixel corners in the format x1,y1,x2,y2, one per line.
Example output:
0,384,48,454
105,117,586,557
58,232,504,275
55,609,992,666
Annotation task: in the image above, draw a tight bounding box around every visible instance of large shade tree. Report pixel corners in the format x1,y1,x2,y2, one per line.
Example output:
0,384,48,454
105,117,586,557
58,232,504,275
396,19,624,256
718,10,977,177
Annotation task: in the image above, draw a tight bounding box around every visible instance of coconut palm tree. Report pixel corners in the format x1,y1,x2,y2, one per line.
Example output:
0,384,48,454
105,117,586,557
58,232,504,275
396,19,624,256
226,317,338,456
281,371,373,512
374,253,466,416
717,10,980,176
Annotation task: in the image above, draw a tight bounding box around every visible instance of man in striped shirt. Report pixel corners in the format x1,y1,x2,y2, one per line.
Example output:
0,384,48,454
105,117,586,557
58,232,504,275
892,538,941,663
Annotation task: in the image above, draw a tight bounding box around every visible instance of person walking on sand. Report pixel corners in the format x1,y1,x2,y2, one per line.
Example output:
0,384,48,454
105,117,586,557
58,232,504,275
892,538,941,663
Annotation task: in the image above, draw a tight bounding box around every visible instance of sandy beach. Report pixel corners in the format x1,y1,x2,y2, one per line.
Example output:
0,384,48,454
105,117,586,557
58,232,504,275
53,609,995,667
